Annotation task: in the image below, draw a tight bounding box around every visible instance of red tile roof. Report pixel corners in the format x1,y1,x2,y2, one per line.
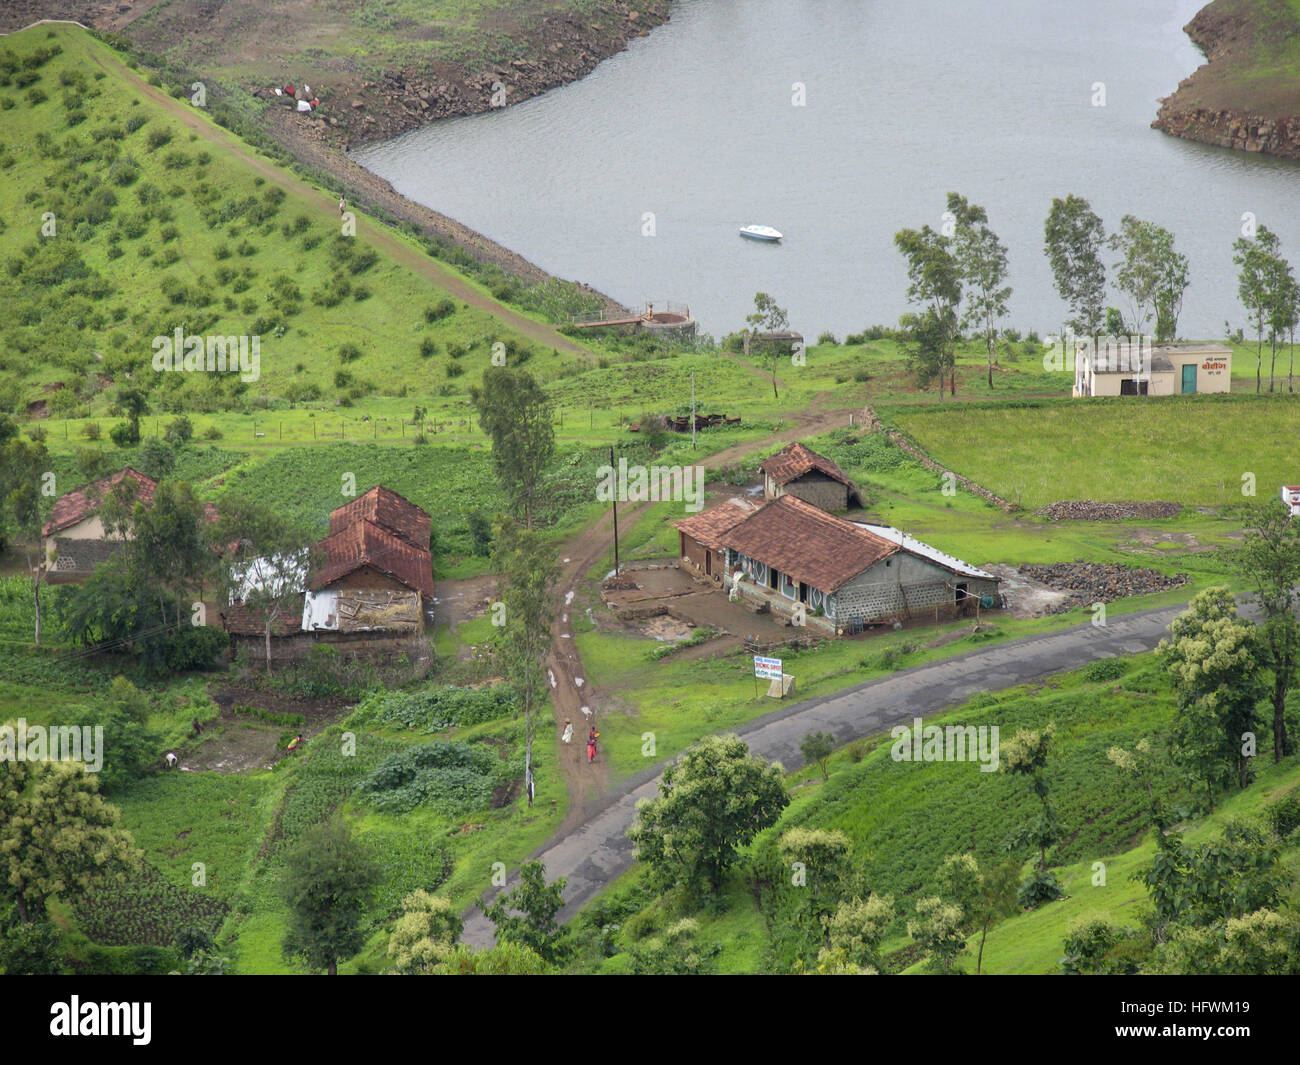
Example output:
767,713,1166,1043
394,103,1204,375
42,467,157,536
328,486,431,552
758,442,864,506
721,495,897,592
673,497,761,550
313,519,434,600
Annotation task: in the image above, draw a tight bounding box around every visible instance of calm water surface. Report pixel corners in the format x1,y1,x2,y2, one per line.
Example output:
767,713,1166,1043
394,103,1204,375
353,0,1300,339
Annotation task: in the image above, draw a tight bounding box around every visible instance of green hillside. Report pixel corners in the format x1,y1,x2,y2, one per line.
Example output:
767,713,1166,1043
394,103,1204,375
0,23,588,422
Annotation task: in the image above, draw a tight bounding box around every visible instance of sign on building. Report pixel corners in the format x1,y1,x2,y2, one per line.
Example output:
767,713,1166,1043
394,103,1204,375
754,655,783,680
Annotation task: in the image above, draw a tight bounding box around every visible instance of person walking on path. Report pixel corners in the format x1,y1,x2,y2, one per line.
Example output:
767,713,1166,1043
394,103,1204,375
561,719,574,744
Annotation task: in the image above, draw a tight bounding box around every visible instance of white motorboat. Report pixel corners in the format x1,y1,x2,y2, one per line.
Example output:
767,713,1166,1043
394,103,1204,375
739,224,783,242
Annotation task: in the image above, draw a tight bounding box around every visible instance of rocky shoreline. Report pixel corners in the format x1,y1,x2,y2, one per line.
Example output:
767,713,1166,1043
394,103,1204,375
1153,1,1300,160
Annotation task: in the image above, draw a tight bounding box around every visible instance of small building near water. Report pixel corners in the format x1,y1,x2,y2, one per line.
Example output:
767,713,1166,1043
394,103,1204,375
1074,341,1232,397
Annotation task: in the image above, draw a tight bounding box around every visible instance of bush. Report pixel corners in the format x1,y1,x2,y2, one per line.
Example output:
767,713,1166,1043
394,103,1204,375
352,686,516,731
83,421,101,440
1082,657,1126,683
817,331,838,345
164,415,193,444
146,128,172,150
337,343,362,364
424,299,457,323
358,741,502,815
1265,792,1300,840
125,113,146,133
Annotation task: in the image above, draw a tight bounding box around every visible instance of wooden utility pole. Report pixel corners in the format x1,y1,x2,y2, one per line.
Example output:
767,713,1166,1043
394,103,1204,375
609,445,620,576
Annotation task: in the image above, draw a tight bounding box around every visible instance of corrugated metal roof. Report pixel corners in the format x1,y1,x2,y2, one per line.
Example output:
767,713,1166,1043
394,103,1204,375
852,523,995,580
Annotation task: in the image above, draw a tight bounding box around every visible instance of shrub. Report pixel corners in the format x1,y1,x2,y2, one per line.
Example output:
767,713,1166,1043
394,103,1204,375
1265,792,1300,840
125,113,146,133
337,343,362,364
359,741,501,815
83,421,101,440
817,331,838,345
424,299,457,323
146,128,172,150
1082,658,1127,683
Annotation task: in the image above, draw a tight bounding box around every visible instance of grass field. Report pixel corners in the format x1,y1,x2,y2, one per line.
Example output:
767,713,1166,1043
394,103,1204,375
889,393,1300,511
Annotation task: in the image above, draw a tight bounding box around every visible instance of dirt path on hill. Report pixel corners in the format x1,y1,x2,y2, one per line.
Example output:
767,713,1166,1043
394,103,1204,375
81,43,593,358
543,395,855,827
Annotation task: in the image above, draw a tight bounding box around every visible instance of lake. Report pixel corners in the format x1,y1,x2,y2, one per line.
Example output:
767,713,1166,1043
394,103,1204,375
353,0,1300,341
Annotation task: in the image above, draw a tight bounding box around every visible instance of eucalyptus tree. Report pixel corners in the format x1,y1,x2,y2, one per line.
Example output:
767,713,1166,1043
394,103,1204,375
1044,194,1107,336
948,192,1011,389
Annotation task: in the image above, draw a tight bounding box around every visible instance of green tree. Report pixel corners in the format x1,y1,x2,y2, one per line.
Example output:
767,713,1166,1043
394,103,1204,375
469,366,555,529
1264,243,1297,392
895,223,962,396
1110,215,1188,341
0,433,54,643
213,497,315,673
744,292,790,400
948,192,1011,389
54,678,160,794
817,893,894,974
1233,224,1281,394
1001,723,1063,905
969,857,1021,974
0,919,63,975
0,759,142,924
907,895,967,974
778,826,851,938
1148,908,1300,975
490,518,557,808
388,889,463,974
1043,194,1107,336
481,859,570,965
280,818,380,975
628,734,789,898
130,480,212,630
1233,500,1300,761
1060,918,1141,975
1158,586,1266,801
799,730,835,781
629,918,720,975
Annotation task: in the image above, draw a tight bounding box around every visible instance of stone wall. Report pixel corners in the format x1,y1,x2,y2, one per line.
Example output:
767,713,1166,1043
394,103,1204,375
773,473,849,513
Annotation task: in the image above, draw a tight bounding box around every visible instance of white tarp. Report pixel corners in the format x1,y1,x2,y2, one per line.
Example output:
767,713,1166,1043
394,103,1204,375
297,99,312,112
302,589,339,631
228,549,309,603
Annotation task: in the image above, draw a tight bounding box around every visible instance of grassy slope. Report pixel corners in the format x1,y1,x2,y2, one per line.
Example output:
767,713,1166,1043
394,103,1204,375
1165,0,1300,117
586,655,1300,975
0,24,585,419
888,394,1300,511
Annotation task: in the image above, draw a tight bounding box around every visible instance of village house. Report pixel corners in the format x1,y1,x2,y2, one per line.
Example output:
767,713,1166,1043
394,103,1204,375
41,467,219,583
675,496,761,584
221,485,434,662
676,494,999,636
758,441,865,512
1073,341,1232,397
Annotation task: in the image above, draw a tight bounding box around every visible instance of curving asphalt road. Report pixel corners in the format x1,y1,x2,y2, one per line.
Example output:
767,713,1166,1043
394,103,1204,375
461,601,1195,946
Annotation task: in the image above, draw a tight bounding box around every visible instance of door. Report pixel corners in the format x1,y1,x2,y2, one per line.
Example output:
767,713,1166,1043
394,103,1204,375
1181,364,1197,394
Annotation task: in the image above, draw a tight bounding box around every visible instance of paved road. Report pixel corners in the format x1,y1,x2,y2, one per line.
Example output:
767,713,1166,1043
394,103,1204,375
461,602,1191,946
